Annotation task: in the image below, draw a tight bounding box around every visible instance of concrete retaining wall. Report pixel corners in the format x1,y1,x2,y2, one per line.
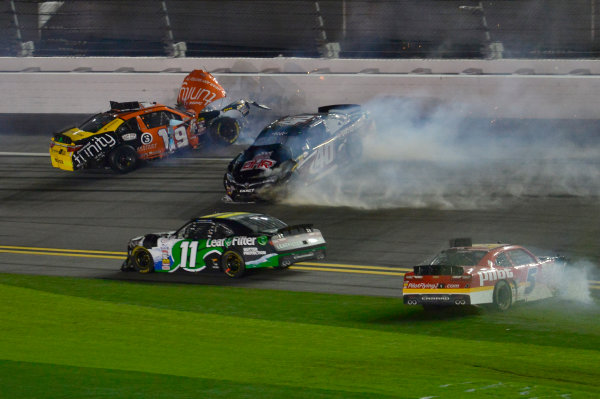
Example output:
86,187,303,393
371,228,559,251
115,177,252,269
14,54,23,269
1,57,600,119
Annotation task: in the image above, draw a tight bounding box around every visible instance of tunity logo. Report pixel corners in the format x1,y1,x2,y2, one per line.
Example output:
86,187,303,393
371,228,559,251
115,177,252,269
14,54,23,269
478,269,514,286
179,84,218,109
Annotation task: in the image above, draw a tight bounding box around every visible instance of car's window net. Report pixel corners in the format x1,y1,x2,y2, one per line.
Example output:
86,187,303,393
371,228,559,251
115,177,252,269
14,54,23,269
213,223,234,239
495,252,512,267
232,215,287,234
79,113,116,133
116,118,142,134
177,221,215,240
424,249,487,266
140,111,169,129
165,111,183,121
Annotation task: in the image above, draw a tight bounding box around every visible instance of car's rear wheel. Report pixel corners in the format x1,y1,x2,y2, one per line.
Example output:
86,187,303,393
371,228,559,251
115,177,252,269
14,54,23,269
492,280,513,311
209,117,240,145
131,246,154,274
109,145,137,173
221,250,245,278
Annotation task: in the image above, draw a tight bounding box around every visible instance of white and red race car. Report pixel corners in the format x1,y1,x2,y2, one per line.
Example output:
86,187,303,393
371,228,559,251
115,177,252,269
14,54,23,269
403,238,565,310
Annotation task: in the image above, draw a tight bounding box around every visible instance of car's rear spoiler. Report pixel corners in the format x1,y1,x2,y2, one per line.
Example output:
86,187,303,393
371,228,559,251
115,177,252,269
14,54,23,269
276,224,314,236
413,264,466,276
318,104,362,114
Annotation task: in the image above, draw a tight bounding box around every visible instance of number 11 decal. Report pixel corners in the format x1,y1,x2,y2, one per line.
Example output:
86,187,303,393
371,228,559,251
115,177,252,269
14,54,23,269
180,241,198,269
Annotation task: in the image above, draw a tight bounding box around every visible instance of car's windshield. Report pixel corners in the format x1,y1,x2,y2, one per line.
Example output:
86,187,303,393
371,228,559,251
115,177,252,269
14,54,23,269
253,124,310,158
423,249,487,266
79,112,117,133
232,214,287,234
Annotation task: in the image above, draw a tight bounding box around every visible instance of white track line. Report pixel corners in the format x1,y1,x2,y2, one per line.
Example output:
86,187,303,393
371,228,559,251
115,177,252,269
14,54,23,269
0,152,49,157
0,151,230,161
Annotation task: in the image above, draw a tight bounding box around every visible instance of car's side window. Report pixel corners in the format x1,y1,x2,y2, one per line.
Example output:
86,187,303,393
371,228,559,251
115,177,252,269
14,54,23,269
182,221,215,241
507,249,537,266
116,117,142,134
495,252,512,268
140,111,169,129
323,115,343,134
165,111,183,121
213,224,234,239
308,122,329,147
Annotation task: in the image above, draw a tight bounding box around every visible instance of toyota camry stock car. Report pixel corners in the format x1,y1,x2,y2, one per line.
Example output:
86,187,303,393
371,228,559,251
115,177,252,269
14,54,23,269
223,104,372,201
402,238,565,310
50,70,268,173
121,212,326,278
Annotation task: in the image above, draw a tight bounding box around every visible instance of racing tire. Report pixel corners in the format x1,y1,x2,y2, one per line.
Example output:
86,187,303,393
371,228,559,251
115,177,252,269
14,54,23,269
131,246,154,274
209,117,240,145
492,280,513,311
109,145,138,173
221,250,246,278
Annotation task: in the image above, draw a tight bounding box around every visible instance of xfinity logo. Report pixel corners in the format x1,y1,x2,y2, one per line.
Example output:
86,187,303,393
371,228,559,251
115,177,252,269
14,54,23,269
73,135,117,167
478,269,514,285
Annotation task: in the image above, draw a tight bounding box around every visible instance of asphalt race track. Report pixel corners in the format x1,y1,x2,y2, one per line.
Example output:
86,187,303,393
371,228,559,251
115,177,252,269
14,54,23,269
1,133,599,298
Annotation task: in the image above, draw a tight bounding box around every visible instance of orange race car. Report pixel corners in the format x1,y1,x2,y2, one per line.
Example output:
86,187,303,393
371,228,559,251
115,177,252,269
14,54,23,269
50,70,268,173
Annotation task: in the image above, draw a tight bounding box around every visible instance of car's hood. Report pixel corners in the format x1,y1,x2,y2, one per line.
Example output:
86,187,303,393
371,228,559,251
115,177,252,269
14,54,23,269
231,144,294,181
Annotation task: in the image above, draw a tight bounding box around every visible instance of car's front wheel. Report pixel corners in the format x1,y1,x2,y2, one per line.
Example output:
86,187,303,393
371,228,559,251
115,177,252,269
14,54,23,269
221,250,246,278
492,280,513,311
209,117,240,145
109,145,138,173
131,246,154,274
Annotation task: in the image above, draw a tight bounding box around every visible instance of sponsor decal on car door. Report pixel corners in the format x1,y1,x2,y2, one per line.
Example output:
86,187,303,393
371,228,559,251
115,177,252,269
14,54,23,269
168,239,222,272
308,141,335,174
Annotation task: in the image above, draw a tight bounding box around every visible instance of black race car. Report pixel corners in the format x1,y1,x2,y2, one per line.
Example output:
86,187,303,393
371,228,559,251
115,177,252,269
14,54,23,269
223,104,372,201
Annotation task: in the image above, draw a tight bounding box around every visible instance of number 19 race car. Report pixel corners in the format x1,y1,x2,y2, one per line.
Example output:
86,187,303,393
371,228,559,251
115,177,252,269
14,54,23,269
402,238,565,310
121,212,326,278
223,104,372,202
50,70,268,173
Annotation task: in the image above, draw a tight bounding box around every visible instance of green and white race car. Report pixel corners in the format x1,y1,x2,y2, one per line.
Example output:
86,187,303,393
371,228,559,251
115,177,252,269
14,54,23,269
121,212,326,278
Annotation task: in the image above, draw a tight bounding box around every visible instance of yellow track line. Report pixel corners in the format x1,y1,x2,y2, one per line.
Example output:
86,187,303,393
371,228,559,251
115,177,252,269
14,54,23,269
2,245,599,288
292,266,405,276
298,261,412,272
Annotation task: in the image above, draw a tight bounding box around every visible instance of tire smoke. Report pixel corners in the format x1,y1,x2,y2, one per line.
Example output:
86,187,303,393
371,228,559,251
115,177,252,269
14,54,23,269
283,97,600,209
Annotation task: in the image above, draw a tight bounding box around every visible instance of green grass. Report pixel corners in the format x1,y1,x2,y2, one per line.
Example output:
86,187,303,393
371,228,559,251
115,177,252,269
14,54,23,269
1,273,599,398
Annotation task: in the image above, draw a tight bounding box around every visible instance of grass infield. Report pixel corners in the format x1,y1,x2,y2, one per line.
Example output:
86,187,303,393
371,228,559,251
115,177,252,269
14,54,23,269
0,273,599,398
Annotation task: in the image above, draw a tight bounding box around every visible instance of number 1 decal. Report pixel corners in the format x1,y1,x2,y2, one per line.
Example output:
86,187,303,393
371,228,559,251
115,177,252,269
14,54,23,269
180,241,198,269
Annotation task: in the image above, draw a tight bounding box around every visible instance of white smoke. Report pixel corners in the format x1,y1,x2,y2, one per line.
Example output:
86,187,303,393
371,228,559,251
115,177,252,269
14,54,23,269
546,260,596,305
283,97,600,210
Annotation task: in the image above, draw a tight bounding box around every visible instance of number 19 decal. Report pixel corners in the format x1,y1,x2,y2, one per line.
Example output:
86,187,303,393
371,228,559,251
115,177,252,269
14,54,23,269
158,126,189,151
